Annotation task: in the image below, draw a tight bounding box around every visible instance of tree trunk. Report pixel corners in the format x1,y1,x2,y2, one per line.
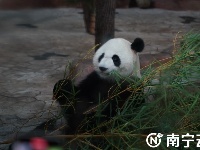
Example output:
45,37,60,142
82,0,95,34
95,0,116,50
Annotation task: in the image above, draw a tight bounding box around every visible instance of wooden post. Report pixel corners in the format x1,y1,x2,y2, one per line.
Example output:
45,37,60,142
82,0,95,34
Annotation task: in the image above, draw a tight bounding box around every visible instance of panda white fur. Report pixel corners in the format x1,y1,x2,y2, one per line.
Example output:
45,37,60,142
93,38,143,79
53,37,145,134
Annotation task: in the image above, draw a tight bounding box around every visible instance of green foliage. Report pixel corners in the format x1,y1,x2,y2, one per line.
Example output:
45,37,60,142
58,32,200,149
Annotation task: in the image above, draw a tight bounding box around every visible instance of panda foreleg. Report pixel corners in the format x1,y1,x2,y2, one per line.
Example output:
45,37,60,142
53,79,80,121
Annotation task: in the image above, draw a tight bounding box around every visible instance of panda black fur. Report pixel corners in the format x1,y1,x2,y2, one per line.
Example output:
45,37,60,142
53,37,145,134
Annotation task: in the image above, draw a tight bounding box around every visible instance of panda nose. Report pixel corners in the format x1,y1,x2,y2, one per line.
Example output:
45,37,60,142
99,67,108,72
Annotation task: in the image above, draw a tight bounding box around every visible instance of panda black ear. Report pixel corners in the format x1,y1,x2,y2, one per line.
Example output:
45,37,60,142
131,38,144,52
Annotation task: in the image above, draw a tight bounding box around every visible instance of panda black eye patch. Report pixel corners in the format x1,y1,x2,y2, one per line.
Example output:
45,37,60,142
98,53,104,62
112,55,121,67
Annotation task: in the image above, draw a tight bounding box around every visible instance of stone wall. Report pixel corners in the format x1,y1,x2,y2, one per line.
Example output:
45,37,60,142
153,0,200,11
0,0,69,9
0,0,199,10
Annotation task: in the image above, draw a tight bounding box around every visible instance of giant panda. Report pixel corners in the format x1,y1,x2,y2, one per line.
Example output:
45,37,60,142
53,37,145,134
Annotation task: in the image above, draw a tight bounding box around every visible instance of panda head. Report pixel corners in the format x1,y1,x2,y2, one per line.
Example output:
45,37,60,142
93,38,144,79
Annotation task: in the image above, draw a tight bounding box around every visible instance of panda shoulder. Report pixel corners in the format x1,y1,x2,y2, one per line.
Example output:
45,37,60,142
78,71,102,89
